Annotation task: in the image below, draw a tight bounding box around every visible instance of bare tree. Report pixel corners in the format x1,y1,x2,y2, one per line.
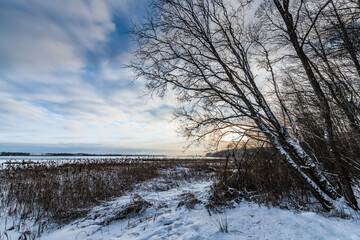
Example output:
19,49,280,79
258,0,358,208
130,0,358,210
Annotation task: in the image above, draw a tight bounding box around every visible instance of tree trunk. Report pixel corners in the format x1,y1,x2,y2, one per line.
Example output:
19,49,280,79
273,0,358,209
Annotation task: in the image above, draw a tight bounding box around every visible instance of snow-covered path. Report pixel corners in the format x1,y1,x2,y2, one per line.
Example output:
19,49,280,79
38,180,360,240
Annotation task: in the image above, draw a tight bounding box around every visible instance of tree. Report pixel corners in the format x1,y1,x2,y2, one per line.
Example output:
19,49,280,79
258,0,359,208
130,0,359,210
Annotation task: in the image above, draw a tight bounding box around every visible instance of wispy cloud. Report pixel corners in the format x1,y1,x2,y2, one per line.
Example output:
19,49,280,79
0,0,205,155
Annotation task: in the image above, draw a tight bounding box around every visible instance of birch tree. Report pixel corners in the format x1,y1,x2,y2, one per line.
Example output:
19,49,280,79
259,0,358,208
131,0,359,210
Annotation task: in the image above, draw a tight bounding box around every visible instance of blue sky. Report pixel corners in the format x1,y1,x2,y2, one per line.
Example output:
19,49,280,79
0,0,205,155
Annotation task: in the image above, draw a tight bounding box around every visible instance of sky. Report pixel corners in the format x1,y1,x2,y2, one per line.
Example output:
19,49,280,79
0,0,206,155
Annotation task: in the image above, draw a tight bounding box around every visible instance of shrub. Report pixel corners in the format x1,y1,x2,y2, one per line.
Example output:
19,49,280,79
209,146,313,210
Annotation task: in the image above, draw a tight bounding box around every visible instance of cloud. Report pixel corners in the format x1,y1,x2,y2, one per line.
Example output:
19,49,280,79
0,0,202,155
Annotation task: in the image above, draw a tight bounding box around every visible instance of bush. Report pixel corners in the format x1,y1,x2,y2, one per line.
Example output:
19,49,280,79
209,146,313,210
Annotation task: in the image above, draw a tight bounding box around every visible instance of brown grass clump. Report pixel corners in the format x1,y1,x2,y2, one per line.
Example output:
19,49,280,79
101,194,153,226
209,147,313,210
0,157,224,237
1,160,160,226
177,193,202,210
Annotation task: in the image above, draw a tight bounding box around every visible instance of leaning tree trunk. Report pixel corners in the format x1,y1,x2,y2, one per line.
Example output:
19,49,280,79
273,0,358,210
254,117,338,210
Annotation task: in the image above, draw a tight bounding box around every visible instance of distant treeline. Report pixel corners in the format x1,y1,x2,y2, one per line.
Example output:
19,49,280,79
43,153,167,157
0,152,166,157
1,152,31,156
206,149,244,158
206,147,273,158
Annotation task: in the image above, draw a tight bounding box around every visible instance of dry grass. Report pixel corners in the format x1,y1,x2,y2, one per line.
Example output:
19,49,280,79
209,147,313,210
101,194,153,226
177,193,202,210
0,157,223,238
2,160,159,225
1,151,351,238
1,153,320,237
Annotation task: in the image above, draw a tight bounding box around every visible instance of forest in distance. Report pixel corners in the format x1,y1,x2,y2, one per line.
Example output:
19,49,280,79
0,152,167,157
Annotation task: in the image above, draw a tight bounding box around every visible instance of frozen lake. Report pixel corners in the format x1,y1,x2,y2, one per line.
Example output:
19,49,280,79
0,155,223,167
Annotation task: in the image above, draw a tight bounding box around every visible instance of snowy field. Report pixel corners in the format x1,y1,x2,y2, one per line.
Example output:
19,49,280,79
40,181,360,240
0,156,220,169
1,158,360,240
0,156,213,164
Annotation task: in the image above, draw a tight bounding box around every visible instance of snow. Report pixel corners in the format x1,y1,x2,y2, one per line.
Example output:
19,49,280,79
23,180,359,240
1,165,360,240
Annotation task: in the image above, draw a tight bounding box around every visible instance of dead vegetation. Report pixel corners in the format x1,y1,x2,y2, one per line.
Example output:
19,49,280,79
0,157,223,237
3,150,354,239
177,193,202,210
101,194,153,226
208,146,315,210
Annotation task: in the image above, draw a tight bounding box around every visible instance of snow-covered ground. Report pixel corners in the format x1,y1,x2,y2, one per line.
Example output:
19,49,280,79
1,166,360,240
0,156,220,165
23,180,360,240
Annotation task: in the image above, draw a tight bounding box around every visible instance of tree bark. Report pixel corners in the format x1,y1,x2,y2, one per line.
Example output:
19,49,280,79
273,0,358,209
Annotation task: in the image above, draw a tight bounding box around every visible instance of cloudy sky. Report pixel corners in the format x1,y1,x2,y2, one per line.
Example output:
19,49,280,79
0,0,205,155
